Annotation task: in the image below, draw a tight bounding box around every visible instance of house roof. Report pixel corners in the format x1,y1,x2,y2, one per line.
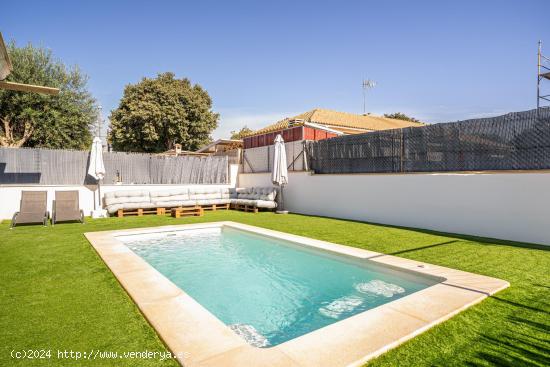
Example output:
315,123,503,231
244,108,424,137
157,150,210,157
196,139,243,153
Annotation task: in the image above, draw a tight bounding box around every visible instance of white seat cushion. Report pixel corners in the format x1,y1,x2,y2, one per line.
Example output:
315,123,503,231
150,189,190,202
231,199,256,206
189,187,223,200
105,190,151,213
254,200,277,209
104,190,150,206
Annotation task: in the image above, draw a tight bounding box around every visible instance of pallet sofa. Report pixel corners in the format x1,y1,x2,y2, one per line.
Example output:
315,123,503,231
230,187,278,213
104,187,277,217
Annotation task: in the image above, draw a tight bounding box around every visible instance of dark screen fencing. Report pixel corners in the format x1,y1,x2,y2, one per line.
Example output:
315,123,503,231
0,148,228,185
305,108,550,174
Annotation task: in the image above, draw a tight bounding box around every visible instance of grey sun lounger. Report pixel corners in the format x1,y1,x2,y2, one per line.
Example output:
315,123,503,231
11,191,49,228
52,191,84,225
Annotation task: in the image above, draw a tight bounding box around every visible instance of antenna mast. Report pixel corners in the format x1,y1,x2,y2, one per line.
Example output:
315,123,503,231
538,40,550,109
362,79,376,114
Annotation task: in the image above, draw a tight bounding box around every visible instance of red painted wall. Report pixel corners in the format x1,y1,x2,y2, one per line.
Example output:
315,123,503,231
302,126,338,141
244,126,306,149
243,126,339,149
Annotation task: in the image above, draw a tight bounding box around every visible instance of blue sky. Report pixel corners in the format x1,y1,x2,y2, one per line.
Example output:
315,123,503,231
3,0,549,139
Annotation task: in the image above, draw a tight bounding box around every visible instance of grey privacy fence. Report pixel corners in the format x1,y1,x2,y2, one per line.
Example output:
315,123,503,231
243,141,305,173
0,148,228,185
305,108,550,174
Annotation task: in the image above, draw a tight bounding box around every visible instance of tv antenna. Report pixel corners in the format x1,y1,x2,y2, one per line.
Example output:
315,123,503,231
538,40,550,109
362,79,376,114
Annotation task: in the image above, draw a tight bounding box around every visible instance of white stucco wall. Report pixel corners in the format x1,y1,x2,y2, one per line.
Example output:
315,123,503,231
238,171,550,246
0,164,240,220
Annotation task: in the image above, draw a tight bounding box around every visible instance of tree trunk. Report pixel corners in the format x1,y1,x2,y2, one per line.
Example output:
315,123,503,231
0,118,34,147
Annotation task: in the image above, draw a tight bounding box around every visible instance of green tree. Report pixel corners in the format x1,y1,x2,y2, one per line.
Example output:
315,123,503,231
383,112,420,123
109,72,218,152
230,125,254,140
0,42,97,149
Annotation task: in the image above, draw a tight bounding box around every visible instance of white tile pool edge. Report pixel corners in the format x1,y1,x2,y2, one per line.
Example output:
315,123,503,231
85,222,510,367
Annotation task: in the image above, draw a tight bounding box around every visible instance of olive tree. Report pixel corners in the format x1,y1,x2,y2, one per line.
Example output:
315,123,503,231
0,42,97,149
109,72,218,152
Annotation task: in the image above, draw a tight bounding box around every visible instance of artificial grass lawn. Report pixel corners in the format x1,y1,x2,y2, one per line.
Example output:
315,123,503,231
0,211,548,367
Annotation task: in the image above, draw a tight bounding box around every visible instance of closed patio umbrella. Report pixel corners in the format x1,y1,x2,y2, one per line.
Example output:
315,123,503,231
88,137,106,214
272,134,288,214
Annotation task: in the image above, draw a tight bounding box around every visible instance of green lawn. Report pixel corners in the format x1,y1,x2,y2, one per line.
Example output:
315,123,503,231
1,211,548,366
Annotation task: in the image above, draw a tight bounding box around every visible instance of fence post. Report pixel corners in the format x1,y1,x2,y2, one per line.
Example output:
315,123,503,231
400,129,404,173
303,140,309,171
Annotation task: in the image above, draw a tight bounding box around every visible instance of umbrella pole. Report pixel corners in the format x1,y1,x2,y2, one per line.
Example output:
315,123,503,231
276,184,288,214
98,180,102,209
93,185,97,211
280,184,284,211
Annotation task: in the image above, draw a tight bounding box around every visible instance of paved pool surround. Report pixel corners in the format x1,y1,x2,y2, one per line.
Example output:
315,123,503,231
85,222,509,367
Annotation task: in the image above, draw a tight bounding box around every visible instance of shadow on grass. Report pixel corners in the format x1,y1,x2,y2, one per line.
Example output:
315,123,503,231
464,310,550,367
9,222,49,229
508,315,550,334
490,296,550,316
366,240,460,259
289,213,550,251
388,240,460,256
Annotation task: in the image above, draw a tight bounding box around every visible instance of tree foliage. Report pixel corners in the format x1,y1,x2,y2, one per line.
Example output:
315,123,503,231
383,112,420,123
0,42,97,149
230,125,254,140
109,73,218,153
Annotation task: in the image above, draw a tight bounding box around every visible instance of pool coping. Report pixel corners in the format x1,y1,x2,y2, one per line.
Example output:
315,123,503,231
84,221,510,367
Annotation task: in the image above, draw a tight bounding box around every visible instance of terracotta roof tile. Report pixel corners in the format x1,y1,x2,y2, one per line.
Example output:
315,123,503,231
245,109,424,137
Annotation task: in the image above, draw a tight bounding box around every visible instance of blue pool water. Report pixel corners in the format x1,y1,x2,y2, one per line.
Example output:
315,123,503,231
120,226,439,347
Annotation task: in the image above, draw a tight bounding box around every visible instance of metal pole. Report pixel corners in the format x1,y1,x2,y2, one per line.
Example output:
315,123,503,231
362,79,376,114
302,140,309,171
538,40,541,110
362,85,366,115
97,180,101,210
279,184,284,211
400,129,404,173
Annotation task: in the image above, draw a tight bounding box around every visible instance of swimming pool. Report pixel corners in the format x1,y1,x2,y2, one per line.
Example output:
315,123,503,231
119,226,440,347
86,222,509,367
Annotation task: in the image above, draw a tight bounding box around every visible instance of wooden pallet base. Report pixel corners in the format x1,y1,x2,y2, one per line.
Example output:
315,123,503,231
171,206,204,218
201,203,230,211
231,203,259,213
114,202,270,218
117,207,165,217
